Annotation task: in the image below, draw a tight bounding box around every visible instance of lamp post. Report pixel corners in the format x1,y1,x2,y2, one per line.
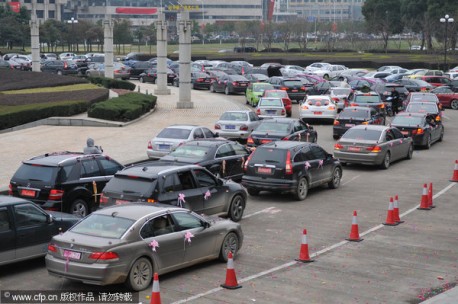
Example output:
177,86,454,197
440,14,454,71
67,17,78,52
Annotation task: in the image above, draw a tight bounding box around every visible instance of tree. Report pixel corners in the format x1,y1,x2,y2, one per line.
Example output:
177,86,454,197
40,19,62,52
113,19,133,54
276,17,295,51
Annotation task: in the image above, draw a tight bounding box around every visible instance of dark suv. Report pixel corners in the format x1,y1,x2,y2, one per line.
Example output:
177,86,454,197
267,77,308,102
347,90,387,116
242,141,342,200
100,164,247,222
9,152,124,217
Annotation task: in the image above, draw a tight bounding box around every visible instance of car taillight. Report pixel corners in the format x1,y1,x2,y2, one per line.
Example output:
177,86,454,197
240,125,248,131
233,81,238,86
147,140,152,149
48,244,57,253
8,183,13,195
114,70,120,74
333,120,340,125
366,145,382,152
247,137,254,145
328,106,336,110
435,116,441,122
89,251,119,261
285,150,293,174
256,108,261,115
334,143,343,150
64,62,68,69
300,86,306,90
99,193,109,204
281,109,285,115
412,128,424,135
244,153,253,171
197,78,204,82
350,103,358,106
301,105,309,110
378,104,385,109
332,97,339,102
361,121,369,125
280,87,288,91
48,189,64,201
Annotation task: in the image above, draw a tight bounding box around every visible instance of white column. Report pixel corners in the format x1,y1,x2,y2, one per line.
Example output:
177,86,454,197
155,13,171,95
104,17,114,79
177,10,193,109
30,15,41,72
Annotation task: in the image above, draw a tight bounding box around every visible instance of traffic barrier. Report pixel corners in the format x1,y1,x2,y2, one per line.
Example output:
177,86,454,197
220,251,242,289
450,160,458,182
393,195,404,224
428,182,435,208
417,183,432,210
383,197,399,226
296,229,315,263
149,273,161,304
346,210,363,242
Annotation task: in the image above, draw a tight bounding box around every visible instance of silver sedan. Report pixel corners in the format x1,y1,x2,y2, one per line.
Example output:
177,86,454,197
255,97,286,118
214,110,262,141
333,125,413,169
46,204,243,291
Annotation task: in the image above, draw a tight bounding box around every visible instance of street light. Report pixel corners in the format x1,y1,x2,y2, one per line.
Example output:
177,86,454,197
67,17,78,52
440,14,454,71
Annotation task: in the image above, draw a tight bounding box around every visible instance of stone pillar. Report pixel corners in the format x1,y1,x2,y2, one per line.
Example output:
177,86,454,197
177,10,193,109
30,15,40,72
104,18,114,79
155,13,170,95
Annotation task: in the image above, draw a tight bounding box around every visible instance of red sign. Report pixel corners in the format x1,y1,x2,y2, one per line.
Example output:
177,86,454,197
8,2,21,13
115,7,158,14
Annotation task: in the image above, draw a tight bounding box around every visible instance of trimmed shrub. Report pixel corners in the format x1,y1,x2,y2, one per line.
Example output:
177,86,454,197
88,92,156,122
0,89,109,106
88,76,136,91
0,70,88,91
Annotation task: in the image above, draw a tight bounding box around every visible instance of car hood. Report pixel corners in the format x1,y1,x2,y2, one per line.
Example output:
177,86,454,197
48,211,81,222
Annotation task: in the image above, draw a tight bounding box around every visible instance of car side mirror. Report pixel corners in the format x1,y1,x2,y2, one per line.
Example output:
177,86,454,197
214,132,219,137
47,214,53,224
202,220,211,229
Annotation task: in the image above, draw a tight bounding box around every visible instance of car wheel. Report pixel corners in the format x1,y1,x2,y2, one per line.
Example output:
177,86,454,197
380,152,391,169
125,257,153,291
294,177,308,201
245,96,249,104
341,162,347,166
313,134,318,143
69,199,89,217
224,86,230,95
228,195,245,222
450,99,458,110
287,112,292,118
406,144,413,159
333,135,340,140
328,167,342,189
152,78,156,84
247,188,260,196
219,232,239,262
210,84,215,92
57,70,63,76
139,76,145,83
438,126,444,142
425,135,432,149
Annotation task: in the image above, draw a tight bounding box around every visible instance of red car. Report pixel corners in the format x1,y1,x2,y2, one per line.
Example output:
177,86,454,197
430,86,458,110
262,89,292,117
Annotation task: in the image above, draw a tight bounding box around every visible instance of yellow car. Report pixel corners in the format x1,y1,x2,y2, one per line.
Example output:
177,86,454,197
245,82,274,107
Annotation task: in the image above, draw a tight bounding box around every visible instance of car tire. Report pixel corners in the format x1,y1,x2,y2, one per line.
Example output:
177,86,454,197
225,86,230,95
152,78,156,84
406,144,413,159
438,126,444,142
210,84,215,93
328,167,342,189
139,76,145,83
425,135,432,149
219,232,239,262
333,135,340,140
341,162,347,166
287,112,292,117
228,195,245,222
294,177,308,201
245,96,249,104
380,152,391,169
57,70,63,76
247,188,260,196
125,257,153,291
450,99,458,110
69,199,89,217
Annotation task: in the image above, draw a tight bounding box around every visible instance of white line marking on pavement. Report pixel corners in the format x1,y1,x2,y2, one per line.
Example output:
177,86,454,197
342,175,360,186
242,207,275,219
171,182,456,303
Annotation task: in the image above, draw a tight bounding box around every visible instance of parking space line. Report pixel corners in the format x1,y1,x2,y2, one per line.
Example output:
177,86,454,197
172,183,456,303
342,175,360,186
242,207,276,219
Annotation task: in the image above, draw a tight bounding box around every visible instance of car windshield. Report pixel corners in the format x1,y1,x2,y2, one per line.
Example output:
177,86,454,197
406,103,438,113
219,112,248,121
13,164,58,183
409,94,438,102
391,116,424,126
70,214,135,239
169,145,210,159
342,129,382,141
157,128,191,139
354,95,381,103
283,80,302,87
339,109,369,119
256,122,290,133
259,99,283,107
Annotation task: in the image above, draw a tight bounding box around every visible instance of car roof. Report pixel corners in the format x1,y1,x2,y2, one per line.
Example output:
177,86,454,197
182,139,235,147
118,164,202,178
259,141,314,149
342,106,370,112
23,152,100,166
93,203,186,220
395,112,427,118
260,117,298,124
352,125,388,131
0,195,33,207
165,124,200,130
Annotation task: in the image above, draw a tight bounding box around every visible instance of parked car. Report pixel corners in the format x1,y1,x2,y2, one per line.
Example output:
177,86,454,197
247,118,317,147
347,90,387,116
129,61,156,79
210,74,250,95
139,67,176,84
85,62,131,80
334,125,413,169
0,195,79,266
255,97,287,118
9,151,124,217
299,95,338,123
333,106,385,139
58,52,76,60
173,72,212,89
404,101,442,122
394,79,434,92
267,77,307,102
242,141,342,200
410,75,451,88
390,113,444,149
40,60,78,75
0,59,11,69
371,83,409,103
330,87,352,111
245,82,275,107
158,139,251,181
244,73,269,83
46,204,243,290
147,125,219,159
309,64,348,80
403,92,442,111
429,86,458,110
100,164,247,222
262,89,292,117
214,110,262,142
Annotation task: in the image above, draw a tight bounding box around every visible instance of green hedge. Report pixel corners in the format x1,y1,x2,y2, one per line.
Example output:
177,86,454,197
0,100,89,130
87,76,136,91
88,93,157,122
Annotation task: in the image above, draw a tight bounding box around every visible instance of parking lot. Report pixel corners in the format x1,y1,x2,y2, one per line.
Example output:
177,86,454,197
1,82,457,303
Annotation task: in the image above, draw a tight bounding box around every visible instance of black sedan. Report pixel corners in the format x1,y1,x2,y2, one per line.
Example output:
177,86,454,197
247,118,317,147
139,68,177,84
210,74,250,95
173,72,212,89
333,106,385,139
390,113,444,149
129,61,156,79
40,60,78,75
0,195,80,266
158,139,251,182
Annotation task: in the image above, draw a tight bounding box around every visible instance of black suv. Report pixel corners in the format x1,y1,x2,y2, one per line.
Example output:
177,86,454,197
333,106,385,139
267,77,308,101
9,152,124,217
101,164,247,221
242,141,342,200
347,90,387,116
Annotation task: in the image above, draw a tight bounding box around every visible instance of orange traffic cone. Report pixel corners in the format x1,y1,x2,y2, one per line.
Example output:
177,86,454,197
393,195,404,224
346,210,363,242
383,197,399,226
149,273,161,304
296,229,314,263
220,252,242,289
428,183,435,208
450,160,458,182
417,183,432,210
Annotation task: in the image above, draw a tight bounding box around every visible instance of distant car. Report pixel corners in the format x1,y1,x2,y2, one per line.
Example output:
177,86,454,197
247,118,317,147
255,97,287,118
244,73,269,83
394,79,434,92
85,62,131,80
329,87,352,111
242,141,342,200
46,204,243,291
139,68,177,84
173,72,212,89
334,125,413,169
410,75,451,88
347,90,387,116
245,82,275,107
214,110,262,142
299,95,338,123
390,113,444,149
262,89,292,117
0,59,11,69
0,195,80,266
333,106,386,139
59,52,76,60
40,60,78,75
371,83,409,103
305,62,331,73
147,125,219,159
129,61,156,79
267,77,308,102
403,92,442,111
404,101,442,123
210,74,250,95
429,86,458,110
158,139,251,181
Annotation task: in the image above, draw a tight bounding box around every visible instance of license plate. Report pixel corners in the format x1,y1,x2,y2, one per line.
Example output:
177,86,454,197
115,199,130,205
257,167,272,174
348,146,361,152
401,131,409,135
158,144,170,150
225,125,236,130
261,139,272,144
240,83,246,86
63,250,81,260
21,189,36,197
345,124,355,127
292,89,298,92
314,112,322,115
266,110,275,114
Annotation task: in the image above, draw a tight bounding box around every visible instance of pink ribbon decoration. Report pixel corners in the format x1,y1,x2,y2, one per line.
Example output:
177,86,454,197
298,133,301,141
304,161,311,169
204,190,211,200
390,142,394,147
184,231,194,244
177,193,186,208
65,256,69,272
318,159,324,169
149,240,159,252
222,160,226,174
400,139,403,143
241,157,245,168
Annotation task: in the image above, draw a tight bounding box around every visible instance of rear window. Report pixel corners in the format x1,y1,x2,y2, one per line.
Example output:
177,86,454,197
256,122,291,133
391,116,424,126
169,145,210,159
70,214,135,239
331,88,351,95
220,112,248,121
406,103,438,113
105,175,157,198
342,129,382,141
354,95,381,103
283,80,302,87
250,147,287,164
157,128,191,139
259,98,283,107
264,91,288,98
409,94,438,102
253,84,272,91
339,108,369,119
13,164,58,183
